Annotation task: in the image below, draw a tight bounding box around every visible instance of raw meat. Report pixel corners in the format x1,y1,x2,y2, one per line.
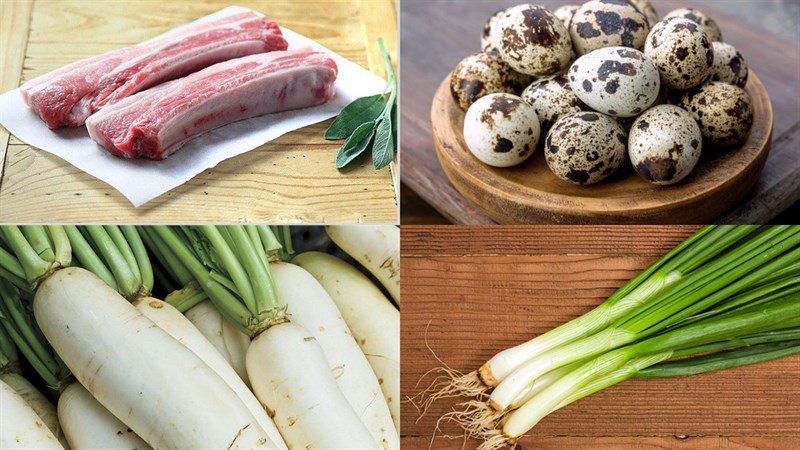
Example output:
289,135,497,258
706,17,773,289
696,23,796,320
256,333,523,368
86,50,338,160
21,9,288,129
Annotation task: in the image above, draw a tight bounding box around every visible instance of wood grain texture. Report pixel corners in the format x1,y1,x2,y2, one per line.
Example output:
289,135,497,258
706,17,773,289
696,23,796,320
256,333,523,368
400,0,800,225
432,72,772,224
0,0,398,223
0,0,33,188
401,226,800,447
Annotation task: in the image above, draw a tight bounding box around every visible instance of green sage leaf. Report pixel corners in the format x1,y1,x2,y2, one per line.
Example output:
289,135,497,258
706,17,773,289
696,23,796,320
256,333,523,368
335,120,377,169
325,94,385,140
372,113,394,169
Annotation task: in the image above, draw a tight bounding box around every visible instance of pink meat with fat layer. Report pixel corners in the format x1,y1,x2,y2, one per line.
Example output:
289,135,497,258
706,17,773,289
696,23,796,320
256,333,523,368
21,10,288,129
86,50,338,160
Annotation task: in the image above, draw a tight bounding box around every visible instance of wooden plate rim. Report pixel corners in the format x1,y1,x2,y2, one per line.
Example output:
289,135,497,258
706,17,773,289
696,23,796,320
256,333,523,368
431,70,773,221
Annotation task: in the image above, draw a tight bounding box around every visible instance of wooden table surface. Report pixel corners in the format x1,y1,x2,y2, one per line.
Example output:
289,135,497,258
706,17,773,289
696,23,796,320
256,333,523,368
400,0,800,225
0,0,398,223
401,225,800,448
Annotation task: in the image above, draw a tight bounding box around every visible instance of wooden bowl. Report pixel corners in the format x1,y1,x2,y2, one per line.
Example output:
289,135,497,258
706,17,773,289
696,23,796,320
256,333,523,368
431,70,773,224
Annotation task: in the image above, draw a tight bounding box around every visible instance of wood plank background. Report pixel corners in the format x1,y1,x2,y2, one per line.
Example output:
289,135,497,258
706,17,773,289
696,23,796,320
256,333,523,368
401,226,800,448
0,0,398,223
400,0,800,224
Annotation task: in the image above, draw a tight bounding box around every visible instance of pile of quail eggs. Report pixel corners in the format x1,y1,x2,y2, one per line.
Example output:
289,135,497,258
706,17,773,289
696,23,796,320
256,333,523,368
453,0,754,186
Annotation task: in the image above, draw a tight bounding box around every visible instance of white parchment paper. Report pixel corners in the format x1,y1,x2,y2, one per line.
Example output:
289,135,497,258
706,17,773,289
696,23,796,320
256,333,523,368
0,7,385,207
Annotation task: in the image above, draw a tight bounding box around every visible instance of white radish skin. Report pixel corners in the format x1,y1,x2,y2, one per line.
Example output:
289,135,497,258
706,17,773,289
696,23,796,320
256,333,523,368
271,262,399,449
0,378,63,450
58,383,151,450
247,322,379,450
34,268,275,450
1,372,64,446
185,300,251,385
133,296,286,450
326,225,400,304
293,251,401,431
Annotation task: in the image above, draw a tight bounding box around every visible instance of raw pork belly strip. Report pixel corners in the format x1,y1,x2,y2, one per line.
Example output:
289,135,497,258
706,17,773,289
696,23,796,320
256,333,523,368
21,9,288,129
86,50,338,160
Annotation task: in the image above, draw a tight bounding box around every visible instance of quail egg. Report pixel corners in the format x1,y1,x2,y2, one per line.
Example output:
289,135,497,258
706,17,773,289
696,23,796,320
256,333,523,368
675,81,754,146
493,4,573,76
554,5,580,29
664,8,722,42
521,74,587,135
450,52,532,111
481,9,505,53
626,0,658,27
709,42,748,88
568,46,660,117
464,93,541,167
544,111,627,184
629,105,702,185
644,17,714,90
569,0,650,56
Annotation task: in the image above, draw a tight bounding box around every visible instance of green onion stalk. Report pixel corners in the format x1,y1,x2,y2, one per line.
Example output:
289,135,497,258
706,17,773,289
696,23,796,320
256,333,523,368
491,297,800,449
142,226,286,336
437,225,761,403
487,226,800,412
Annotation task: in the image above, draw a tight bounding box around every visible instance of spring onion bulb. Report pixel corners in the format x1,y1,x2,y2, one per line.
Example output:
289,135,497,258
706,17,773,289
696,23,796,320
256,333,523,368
499,298,800,444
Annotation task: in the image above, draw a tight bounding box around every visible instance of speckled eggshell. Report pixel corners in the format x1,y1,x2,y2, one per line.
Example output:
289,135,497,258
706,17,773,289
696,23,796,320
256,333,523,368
544,111,627,184
568,46,660,117
569,0,650,56
676,81,754,146
521,74,587,135
463,93,541,167
481,9,505,53
450,52,532,111
629,105,702,185
494,4,573,76
554,5,580,29
644,17,714,90
626,0,658,27
709,42,748,88
664,8,722,42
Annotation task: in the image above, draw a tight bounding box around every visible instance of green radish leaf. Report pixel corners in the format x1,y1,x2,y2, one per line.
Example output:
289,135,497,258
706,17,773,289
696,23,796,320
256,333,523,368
335,120,377,169
325,94,385,140
372,112,394,169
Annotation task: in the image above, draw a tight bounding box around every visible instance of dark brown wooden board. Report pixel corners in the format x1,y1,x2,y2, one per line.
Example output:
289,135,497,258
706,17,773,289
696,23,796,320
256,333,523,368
400,0,800,224
400,226,800,448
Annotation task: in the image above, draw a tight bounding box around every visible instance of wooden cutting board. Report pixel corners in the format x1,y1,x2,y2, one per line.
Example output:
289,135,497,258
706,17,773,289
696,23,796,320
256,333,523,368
401,226,800,448
0,0,398,223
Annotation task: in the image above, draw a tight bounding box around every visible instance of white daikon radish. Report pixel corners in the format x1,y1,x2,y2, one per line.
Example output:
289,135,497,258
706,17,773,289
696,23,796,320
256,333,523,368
326,225,400,304
185,299,251,385
133,296,286,450
58,383,151,450
271,262,399,449
1,372,68,448
293,251,401,430
0,378,63,450
247,322,379,449
34,267,276,449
